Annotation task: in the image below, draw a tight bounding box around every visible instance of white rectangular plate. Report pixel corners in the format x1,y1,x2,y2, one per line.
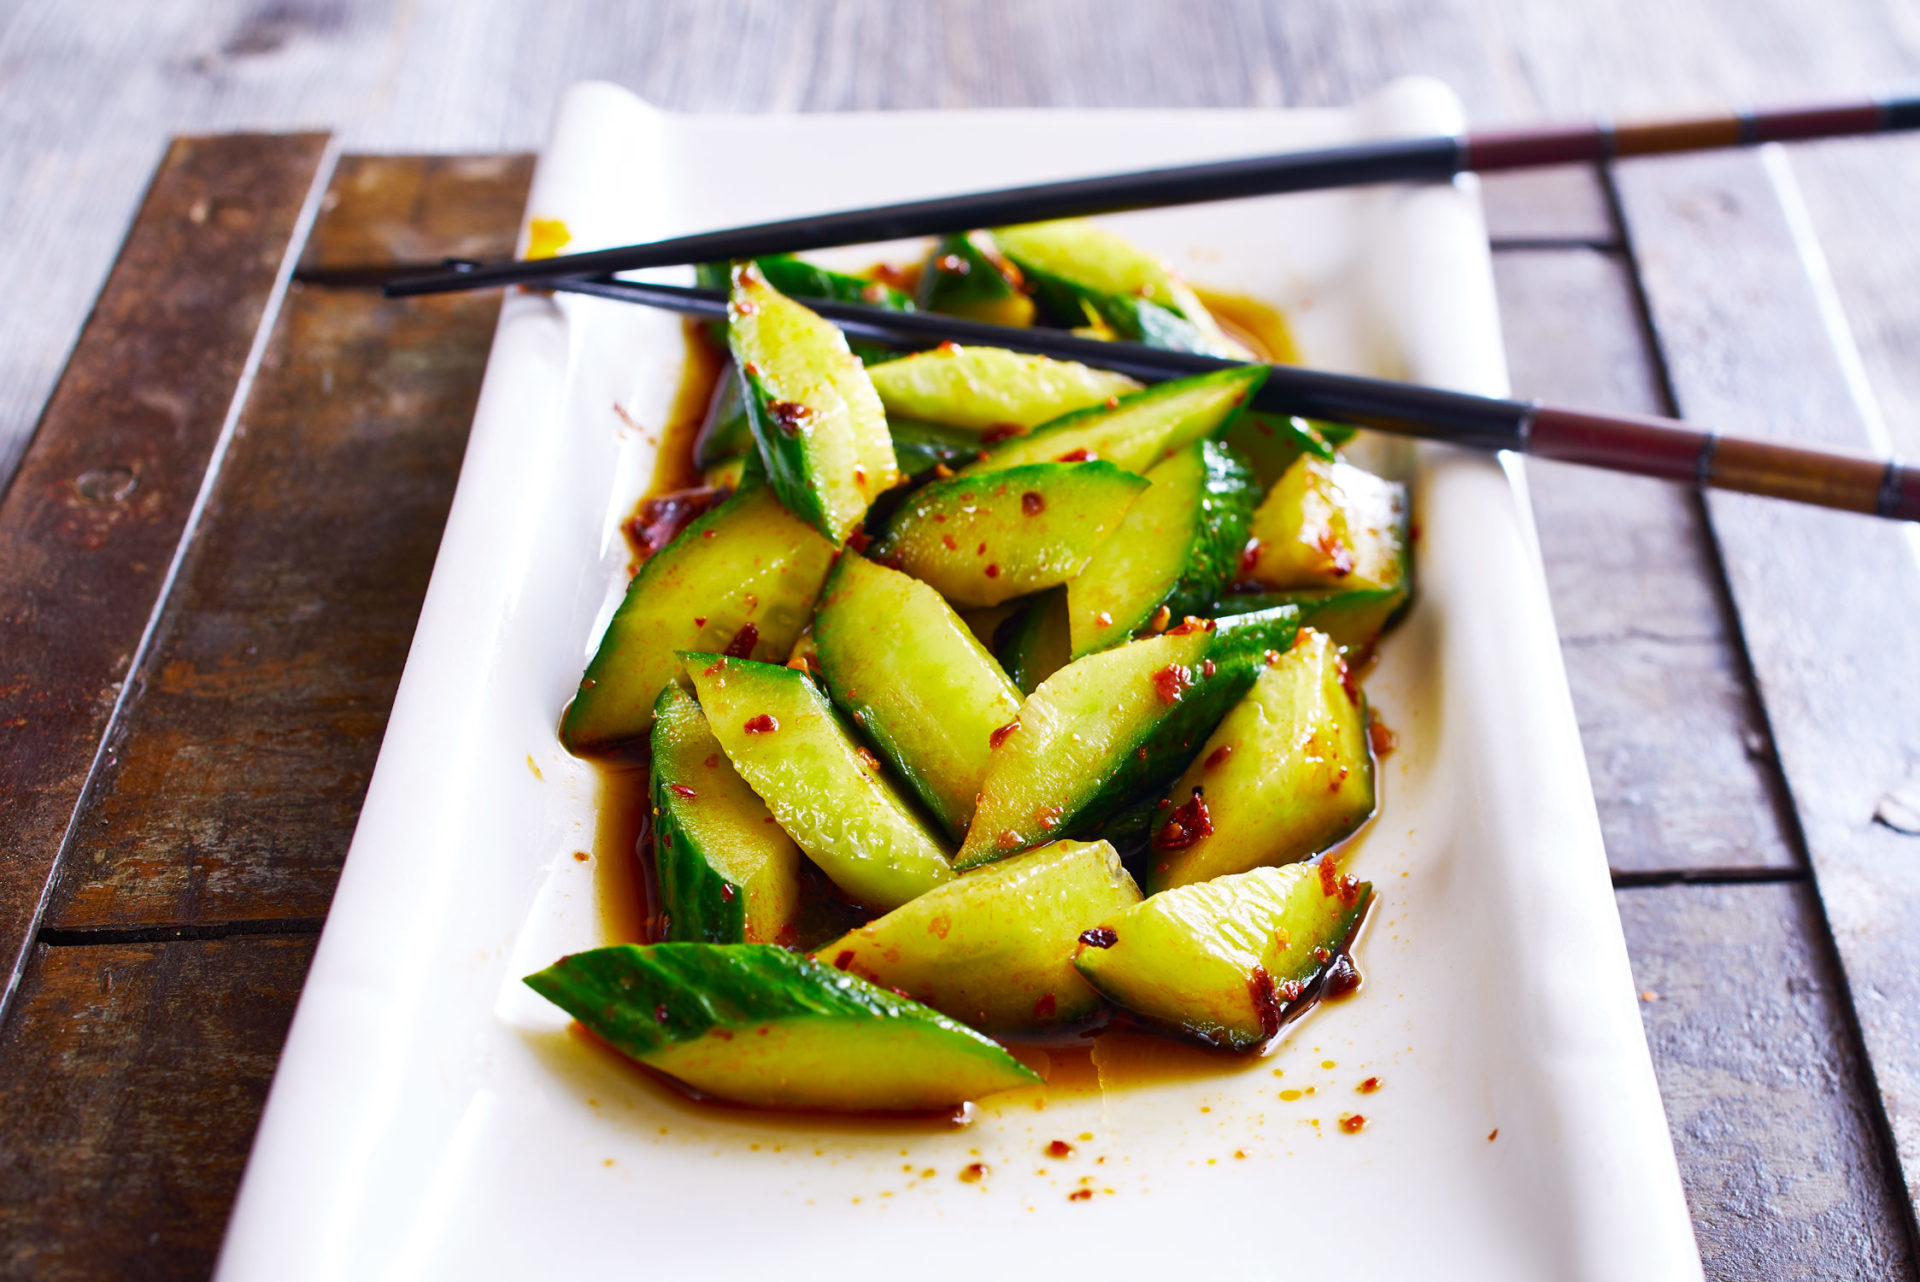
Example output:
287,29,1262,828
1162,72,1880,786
219,80,1701,1281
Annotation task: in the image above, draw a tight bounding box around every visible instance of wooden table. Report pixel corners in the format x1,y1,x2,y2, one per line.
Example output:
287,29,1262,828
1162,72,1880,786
1,127,1918,1278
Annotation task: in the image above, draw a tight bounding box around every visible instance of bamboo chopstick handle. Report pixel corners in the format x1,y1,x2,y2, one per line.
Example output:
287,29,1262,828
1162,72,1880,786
1529,406,1917,519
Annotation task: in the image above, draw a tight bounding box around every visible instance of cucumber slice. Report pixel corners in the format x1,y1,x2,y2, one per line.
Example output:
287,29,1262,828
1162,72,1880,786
1072,860,1372,1051
728,264,900,544
960,366,1265,478
959,600,1025,651
954,607,1301,870
824,839,1142,1034
526,943,1038,1111
866,345,1139,434
684,652,951,911
561,485,836,754
693,360,754,468
1066,440,1259,657
872,461,1148,608
917,231,1036,327
1241,455,1408,595
1218,412,1335,489
1212,585,1409,655
652,683,803,944
993,219,1248,358
812,554,1023,840
701,456,748,490
1145,628,1375,893
998,586,1071,695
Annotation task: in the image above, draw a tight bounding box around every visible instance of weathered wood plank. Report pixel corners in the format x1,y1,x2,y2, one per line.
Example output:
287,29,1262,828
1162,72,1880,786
1618,881,1918,1281
0,134,329,1007
1613,146,1920,1222
1490,246,1800,873
1481,167,1617,245
0,936,317,1282
40,154,531,930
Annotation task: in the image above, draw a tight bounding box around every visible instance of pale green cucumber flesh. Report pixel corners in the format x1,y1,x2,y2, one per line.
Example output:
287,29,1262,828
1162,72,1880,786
652,683,803,944
1066,439,1257,656
1243,455,1408,594
683,653,951,911
812,553,1022,840
873,461,1147,607
824,839,1142,1034
560,484,835,755
955,606,1301,869
961,366,1266,477
1072,860,1372,1051
1145,628,1375,893
728,265,898,543
526,943,1038,1111
866,344,1139,434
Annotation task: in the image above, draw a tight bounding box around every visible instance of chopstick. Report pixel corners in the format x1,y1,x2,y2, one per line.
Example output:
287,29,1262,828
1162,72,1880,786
387,92,1920,299
552,277,1919,524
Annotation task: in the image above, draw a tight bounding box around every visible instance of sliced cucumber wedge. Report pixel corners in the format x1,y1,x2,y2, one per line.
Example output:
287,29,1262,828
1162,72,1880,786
526,943,1038,1111
652,683,803,944
998,586,1071,695
954,607,1301,870
1145,628,1374,893
872,461,1147,607
1066,439,1258,657
1072,860,1372,1051
917,231,1035,326
866,344,1139,435
1241,455,1408,595
887,418,979,478
693,360,754,469
824,839,1141,1034
560,484,835,755
960,366,1265,478
728,264,900,544
684,652,951,911
993,219,1248,358
812,553,1022,840
1212,584,1409,656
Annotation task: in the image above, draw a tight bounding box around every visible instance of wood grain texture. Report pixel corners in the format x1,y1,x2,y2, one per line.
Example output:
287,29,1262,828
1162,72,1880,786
0,937,316,1282
0,133,328,1006
1618,881,1918,1281
1491,246,1800,873
39,155,531,930
1613,147,1920,1227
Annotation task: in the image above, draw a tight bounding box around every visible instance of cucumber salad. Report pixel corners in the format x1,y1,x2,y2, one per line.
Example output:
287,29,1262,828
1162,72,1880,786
527,220,1409,1115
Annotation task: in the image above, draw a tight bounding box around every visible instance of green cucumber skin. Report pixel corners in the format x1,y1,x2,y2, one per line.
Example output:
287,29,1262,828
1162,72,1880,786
698,256,913,312
999,586,1071,695
1067,440,1258,657
739,364,830,537
955,606,1302,869
525,943,1039,1110
872,461,1149,608
812,553,1022,841
692,364,754,469
917,232,1027,317
887,418,980,477
651,683,802,945
1018,260,1228,355
1218,412,1335,490
560,484,834,755
1212,585,1411,654
960,366,1266,478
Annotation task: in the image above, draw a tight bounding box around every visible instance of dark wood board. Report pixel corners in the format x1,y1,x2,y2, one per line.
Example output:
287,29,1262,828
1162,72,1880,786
0,936,318,1282
39,156,533,932
1613,150,1920,1232
0,134,331,1006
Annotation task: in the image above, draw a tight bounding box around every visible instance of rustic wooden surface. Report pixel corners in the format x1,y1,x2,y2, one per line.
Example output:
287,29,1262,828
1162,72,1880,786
1,5,1919,1277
